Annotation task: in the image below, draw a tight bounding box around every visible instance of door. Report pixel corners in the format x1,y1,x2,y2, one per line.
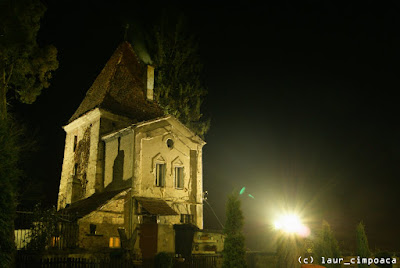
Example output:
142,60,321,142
140,216,158,259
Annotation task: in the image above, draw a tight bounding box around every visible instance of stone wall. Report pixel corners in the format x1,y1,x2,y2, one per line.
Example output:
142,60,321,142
58,109,101,209
58,109,133,210
77,193,126,249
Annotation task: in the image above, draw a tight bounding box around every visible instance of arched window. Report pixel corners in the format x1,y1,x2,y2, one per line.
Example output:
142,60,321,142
152,153,166,187
172,157,184,189
155,163,166,187
175,167,184,189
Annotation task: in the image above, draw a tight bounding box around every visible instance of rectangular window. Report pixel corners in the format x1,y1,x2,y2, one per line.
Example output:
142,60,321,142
175,167,184,189
109,237,121,248
90,224,96,235
51,236,60,247
73,163,78,176
73,135,78,152
156,163,166,187
180,214,193,224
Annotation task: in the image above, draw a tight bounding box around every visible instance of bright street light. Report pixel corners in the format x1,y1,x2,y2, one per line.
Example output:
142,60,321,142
274,213,310,237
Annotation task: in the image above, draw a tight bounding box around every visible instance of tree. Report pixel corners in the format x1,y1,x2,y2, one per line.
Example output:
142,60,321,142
313,220,341,268
356,221,371,268
0,0,58,119
0,1,58,266
0,119,22,267
222,192,247,268
130,11,210,138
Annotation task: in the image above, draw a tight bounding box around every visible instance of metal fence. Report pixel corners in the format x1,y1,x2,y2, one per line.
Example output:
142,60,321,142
16,254,222,268
174,255,221,268
15,210,79,250
16,254,139,268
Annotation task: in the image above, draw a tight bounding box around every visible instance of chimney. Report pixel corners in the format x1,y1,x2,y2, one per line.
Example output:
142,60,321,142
146,65,154,101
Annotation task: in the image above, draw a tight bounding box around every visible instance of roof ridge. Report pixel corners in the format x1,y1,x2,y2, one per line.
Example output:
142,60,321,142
99,46,123,105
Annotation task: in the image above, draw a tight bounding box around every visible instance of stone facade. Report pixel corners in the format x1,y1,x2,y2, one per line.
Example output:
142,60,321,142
57,42,207,257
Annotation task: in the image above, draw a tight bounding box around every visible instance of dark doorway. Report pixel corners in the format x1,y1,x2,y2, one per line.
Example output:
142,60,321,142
140,216,158,259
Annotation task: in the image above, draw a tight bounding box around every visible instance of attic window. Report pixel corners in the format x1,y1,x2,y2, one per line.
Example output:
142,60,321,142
166,139,174,149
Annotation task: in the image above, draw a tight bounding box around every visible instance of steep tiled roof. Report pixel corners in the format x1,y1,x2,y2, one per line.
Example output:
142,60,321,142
69,42,163,123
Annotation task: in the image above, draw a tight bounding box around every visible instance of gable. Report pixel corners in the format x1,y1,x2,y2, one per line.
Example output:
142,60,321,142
134,116,205,147
101,115,205,148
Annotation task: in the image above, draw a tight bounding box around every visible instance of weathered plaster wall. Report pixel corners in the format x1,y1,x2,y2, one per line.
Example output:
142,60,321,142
133,119,204,229
139,131,191,200
77,193,126,249
101,117,204,228
71,125,91,202
60,115,205,256
96,116,133,193
58,109,133,210
103,131,133,190
157,224,175,253
58,110,101,209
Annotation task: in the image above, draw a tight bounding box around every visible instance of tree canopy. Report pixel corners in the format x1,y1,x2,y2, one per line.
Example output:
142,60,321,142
0,1,58,266
0,0,58,119
128,11,210,137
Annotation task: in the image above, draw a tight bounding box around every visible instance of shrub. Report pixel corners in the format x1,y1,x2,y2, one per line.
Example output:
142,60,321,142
154,252,173,268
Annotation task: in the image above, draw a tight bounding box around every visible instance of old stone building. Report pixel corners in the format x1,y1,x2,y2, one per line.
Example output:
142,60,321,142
56,42,209,258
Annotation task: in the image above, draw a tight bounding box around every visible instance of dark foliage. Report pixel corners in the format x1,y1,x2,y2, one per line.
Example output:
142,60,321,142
0,1,58,266
154,252,173,268
127,11,210,138
0,118,22,267
0,0,58,119
222,192,247,268
356,221,371,268
313,220,341,268
374,251,393,268
276,235,303,268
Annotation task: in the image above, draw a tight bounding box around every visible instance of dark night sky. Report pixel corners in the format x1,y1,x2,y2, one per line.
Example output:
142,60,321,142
13,1,400,252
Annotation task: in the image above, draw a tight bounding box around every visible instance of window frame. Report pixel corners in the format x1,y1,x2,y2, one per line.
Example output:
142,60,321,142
109,237,121,248
175,166,184,189
180,214,193,224
155,163,166,187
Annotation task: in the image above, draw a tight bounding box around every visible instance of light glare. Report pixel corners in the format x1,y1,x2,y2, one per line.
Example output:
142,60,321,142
274,213,309,237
